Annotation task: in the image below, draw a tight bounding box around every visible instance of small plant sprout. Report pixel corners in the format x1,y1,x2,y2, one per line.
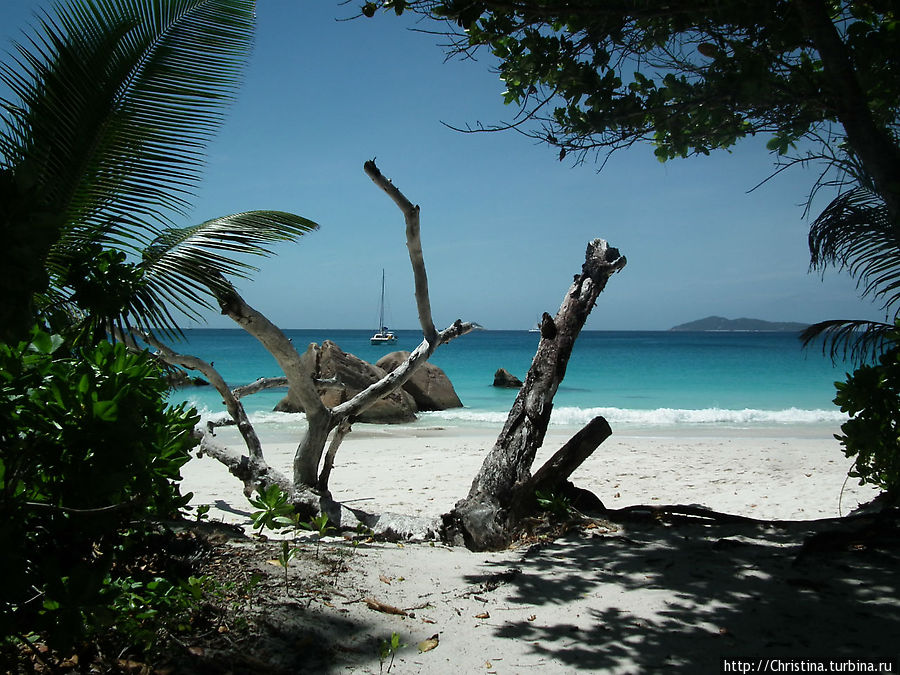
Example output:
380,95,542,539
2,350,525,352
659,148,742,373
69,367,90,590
249,484,298,535
535,489,573,518
350,522,375,548
300,512,335,558
276,540,299,592
378,631,404,673
194,503,211,522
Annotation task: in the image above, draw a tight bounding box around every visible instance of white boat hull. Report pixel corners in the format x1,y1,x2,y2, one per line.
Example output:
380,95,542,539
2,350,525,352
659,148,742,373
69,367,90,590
370,332,397,345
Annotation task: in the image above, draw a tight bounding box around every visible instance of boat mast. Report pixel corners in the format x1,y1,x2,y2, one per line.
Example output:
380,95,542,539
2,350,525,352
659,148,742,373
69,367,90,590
379,269,386,331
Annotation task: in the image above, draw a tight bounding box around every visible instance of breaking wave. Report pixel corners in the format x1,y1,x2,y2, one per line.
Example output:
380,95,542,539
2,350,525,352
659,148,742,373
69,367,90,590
185,398,846,432
186,403,307,430
421,406,847,428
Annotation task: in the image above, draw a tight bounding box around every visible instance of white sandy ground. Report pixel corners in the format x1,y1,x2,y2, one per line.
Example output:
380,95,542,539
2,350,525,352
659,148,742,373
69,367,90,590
180,424,899,673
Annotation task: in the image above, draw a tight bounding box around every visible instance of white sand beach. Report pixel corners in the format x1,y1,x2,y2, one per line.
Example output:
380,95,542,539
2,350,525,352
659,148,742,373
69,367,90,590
183,424,876,525
180,424,898,673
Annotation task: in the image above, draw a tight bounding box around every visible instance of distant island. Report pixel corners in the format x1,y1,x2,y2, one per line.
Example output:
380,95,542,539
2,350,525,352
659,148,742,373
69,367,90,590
670,316,810,332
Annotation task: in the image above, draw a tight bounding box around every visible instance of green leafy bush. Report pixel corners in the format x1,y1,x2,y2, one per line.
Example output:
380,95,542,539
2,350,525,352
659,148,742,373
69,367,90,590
833,334,900,501
0,327,199,649
107,575,210,653
249,483,298,534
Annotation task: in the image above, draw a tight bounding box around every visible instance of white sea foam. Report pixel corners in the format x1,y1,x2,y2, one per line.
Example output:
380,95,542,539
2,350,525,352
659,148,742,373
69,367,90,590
421,406,847,428
185,402,307,430
418,409,510,426
186,397,846,433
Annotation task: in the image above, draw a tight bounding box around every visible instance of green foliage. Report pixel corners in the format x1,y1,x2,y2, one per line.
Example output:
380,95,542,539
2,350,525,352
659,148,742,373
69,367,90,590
1,0,317,342
54,246,152,342
137,211,317,337
802,188,900,362
0,327,199,649
367,1,900,213
0,0,259,342
300,512,335,558
350,522,375,548
378,631,405,673
249,483,298,534
0,0,315,662
193,503,212,522
301,512,335,537
535,489,573,518
833,335,900,499
276,540,301,592
107,575,210,654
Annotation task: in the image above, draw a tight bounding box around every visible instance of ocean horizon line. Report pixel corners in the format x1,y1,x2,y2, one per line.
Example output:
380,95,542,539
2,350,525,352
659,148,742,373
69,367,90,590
174,326,810,335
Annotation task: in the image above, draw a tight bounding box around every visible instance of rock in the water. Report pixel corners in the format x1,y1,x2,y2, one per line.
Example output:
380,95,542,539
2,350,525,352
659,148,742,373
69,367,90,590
376,351,463,411
492,368,523,388
275,340,417,423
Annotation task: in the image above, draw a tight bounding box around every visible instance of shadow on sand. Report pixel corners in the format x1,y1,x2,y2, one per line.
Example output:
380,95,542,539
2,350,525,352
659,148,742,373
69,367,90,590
464,515,900,672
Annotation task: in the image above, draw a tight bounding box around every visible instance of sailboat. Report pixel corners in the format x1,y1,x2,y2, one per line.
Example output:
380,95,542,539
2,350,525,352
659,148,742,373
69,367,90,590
370,270,397,345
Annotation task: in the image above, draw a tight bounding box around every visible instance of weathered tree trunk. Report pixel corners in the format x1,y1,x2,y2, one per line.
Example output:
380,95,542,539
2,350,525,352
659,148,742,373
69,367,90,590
443,239,626,550
211,278,478,492
137,331,265,463
154,160,479,521
141,170,624,548
307,162,479,491
213,279,335,487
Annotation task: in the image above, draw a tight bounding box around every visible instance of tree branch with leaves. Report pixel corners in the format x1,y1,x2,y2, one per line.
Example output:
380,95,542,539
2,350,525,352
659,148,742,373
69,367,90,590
362,0,900,224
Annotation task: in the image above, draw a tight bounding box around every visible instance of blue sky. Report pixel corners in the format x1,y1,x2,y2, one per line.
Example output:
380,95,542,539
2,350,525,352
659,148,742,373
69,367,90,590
0,1,887,330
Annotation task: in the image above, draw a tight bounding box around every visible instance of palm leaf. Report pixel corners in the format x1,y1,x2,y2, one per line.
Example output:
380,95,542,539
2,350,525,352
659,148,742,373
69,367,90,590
0,0,256,278
808,186,900,312
800,318,895,364
135,211,318,335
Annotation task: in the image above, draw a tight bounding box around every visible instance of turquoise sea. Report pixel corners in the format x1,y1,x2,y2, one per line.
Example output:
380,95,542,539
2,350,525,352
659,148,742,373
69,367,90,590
168,329,854,433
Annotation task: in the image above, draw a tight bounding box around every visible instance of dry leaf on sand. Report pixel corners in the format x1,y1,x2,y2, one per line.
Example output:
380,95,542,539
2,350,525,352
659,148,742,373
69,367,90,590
364,597,408,616
418,634,439,652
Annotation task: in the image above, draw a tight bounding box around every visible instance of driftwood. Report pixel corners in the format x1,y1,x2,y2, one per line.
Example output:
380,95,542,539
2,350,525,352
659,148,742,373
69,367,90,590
522,415,613,500
232,377,289,399
145,160,479,532
139,164,636,549
443,239,626,551
317,419,352,492
139,332,265,464
213,281,334,488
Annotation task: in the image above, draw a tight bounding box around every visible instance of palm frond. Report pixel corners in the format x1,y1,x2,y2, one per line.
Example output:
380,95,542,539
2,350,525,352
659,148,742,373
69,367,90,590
136,211,318,335
0,0,256,263
808,186,900,313
800,318,895,364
